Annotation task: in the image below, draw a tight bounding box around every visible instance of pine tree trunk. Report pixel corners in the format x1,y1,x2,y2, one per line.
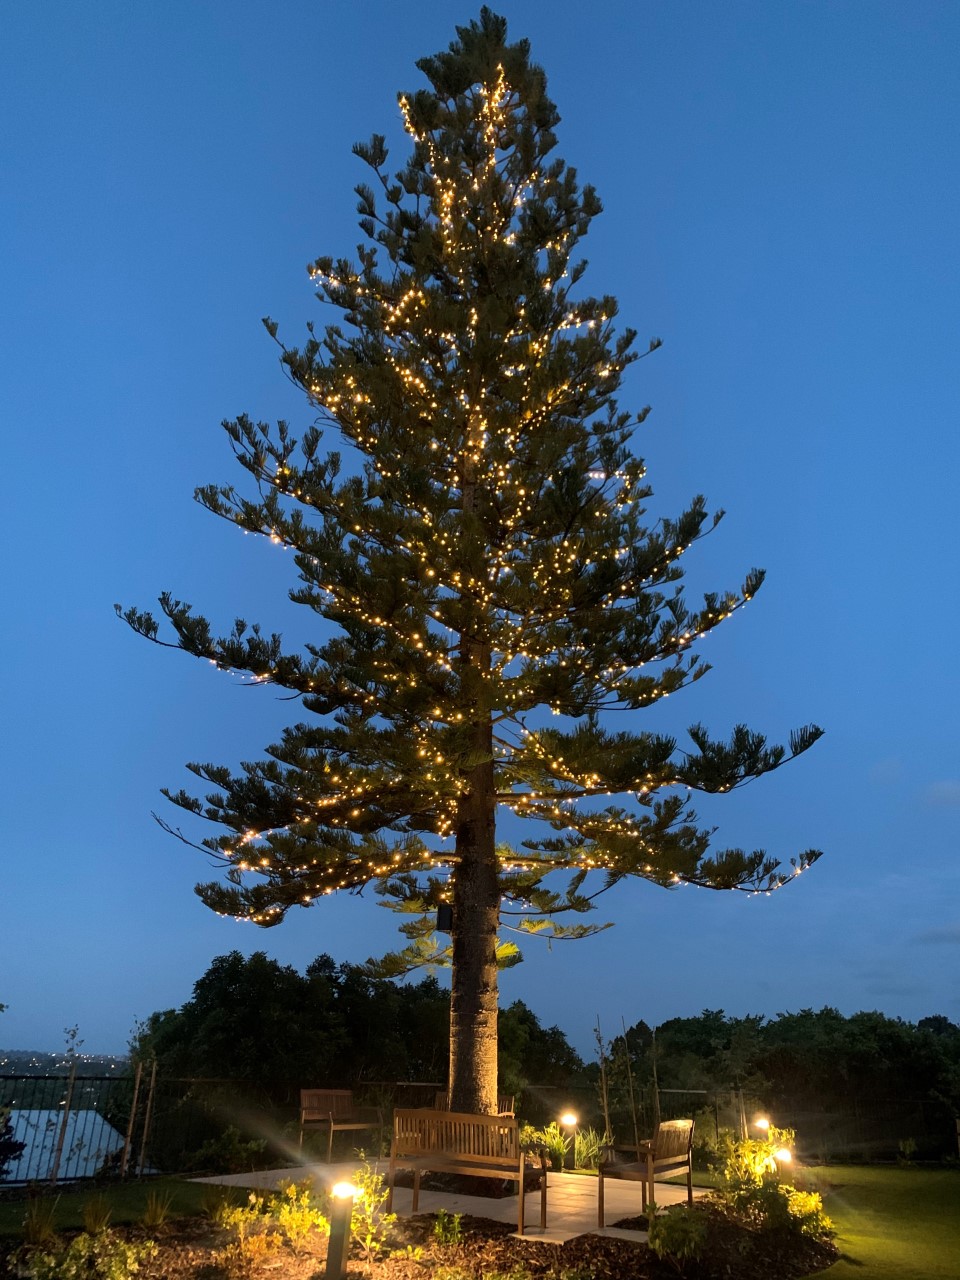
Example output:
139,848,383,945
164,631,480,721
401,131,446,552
449,739,500,1114
447,446,499,1115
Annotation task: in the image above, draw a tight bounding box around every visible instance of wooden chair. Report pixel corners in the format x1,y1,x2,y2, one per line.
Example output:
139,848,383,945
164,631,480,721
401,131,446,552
597,1118,695,1227
298,1088,381,1162
433,1090,516,1116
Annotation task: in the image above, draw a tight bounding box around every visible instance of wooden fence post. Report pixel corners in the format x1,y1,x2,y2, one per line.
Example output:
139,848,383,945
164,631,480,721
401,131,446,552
49,1061,77,1186
120,1060,143,1179
136,1061,157,1178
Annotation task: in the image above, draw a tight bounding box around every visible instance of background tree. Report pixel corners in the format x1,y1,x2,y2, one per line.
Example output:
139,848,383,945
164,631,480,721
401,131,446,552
121,8,823,1113
129,951,452,1097
0,1005,27,1181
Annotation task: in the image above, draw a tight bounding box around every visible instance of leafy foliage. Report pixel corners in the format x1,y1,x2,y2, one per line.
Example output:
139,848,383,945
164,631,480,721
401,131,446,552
120,8,822,965
432,1208,463,1247
646,1204,708,1272
347,1155,397,1262
265,1180,330,1250
716,1125,833,1238
23,1230,156,1280
121,7,823,1115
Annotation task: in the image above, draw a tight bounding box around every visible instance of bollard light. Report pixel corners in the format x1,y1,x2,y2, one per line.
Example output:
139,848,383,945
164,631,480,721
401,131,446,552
774,1147,792,1164
753,1117,770,1131
325,1181,357,1280
560,1112,578,1170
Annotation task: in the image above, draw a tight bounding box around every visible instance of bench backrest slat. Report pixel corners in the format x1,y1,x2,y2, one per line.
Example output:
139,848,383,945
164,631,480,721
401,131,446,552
392,1107,520,1165
301,1088,357,1118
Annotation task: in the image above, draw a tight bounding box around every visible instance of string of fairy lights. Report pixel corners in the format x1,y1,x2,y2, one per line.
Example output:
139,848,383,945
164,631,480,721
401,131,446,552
189,67,813,929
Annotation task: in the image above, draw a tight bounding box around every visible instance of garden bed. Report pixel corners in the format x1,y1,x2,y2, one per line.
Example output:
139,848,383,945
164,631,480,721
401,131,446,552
0,1200,838,1280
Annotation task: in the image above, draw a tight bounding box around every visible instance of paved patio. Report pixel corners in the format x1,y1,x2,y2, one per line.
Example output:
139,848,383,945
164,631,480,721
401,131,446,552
193,1162,706,1245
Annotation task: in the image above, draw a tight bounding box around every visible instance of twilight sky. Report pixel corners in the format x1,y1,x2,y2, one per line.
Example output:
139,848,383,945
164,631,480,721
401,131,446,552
2,0,958,1057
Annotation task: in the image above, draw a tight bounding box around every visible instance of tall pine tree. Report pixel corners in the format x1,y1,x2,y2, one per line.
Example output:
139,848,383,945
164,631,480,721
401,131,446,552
121,9,823,1113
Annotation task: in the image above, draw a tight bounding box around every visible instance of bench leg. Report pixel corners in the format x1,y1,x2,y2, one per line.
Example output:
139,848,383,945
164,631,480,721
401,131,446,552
386,1160,395,1213
686,1158,693,1205
597,1168,604,1228
540,1170,547,1230
412,1170,420,1214
327,1125,334,1164
517,1177,524,1235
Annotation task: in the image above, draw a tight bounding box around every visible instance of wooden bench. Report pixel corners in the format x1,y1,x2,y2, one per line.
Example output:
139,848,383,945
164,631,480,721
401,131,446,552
386,1107,547,1235
298,1089,381,1163
598,1118,695,1226
433,1091,516,1116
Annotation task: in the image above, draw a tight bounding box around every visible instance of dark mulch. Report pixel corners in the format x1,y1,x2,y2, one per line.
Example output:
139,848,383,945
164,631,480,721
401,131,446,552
388,1206,838,1280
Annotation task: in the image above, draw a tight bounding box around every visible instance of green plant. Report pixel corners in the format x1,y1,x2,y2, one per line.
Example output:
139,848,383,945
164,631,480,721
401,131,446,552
531,1121,570,1171
200,1184,232,1222
784,1187,834,1237
267,1179,329,1250
898,1136,918,1165
720,1124,796,1189
141,1188,173,1228
715,1123,832,1238
82,1192,113,1235
218,1191,269,1238
433,1208,463,1246
393,1243,425,1261
22,1196,60,1247
215,1192,281,1276
26,1230,156,1280
573,1126,605,1170
186,1125,268,1174
213,1230,282,1277
346,1156,397,1262
647,1205,707,1273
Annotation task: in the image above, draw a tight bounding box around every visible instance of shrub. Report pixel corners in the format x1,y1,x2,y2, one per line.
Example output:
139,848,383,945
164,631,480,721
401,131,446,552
0,1105,26,1179
346,1156,397,1262
266,1179,329,1250
186,1125,267,1173
214,1192,282,1276
26,1230,156,1280
647,1204,707,1273
716,1125,832,1238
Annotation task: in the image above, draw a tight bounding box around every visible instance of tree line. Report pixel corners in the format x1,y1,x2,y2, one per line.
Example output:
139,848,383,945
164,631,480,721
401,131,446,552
133,951,960,1127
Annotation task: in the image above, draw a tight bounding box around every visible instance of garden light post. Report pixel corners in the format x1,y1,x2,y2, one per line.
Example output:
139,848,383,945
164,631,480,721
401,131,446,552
560,1112,577,1171
325,1181,356,1280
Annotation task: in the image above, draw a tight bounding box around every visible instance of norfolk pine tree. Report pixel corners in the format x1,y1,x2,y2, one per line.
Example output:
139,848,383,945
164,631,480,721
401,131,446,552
121,10,823,1114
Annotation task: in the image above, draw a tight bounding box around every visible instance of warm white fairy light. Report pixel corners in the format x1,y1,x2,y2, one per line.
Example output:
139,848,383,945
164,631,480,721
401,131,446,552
151,58,821,943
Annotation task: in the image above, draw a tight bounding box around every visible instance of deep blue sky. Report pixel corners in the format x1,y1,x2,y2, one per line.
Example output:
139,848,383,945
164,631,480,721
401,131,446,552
3,1,958,1057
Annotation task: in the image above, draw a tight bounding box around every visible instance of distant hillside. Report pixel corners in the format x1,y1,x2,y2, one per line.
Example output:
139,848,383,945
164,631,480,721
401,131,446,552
0,1050,128,1076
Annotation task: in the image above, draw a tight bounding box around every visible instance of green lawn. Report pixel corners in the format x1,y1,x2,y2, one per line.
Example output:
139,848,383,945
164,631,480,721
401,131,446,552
0,1178,249,1238
811,1164,960,1280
